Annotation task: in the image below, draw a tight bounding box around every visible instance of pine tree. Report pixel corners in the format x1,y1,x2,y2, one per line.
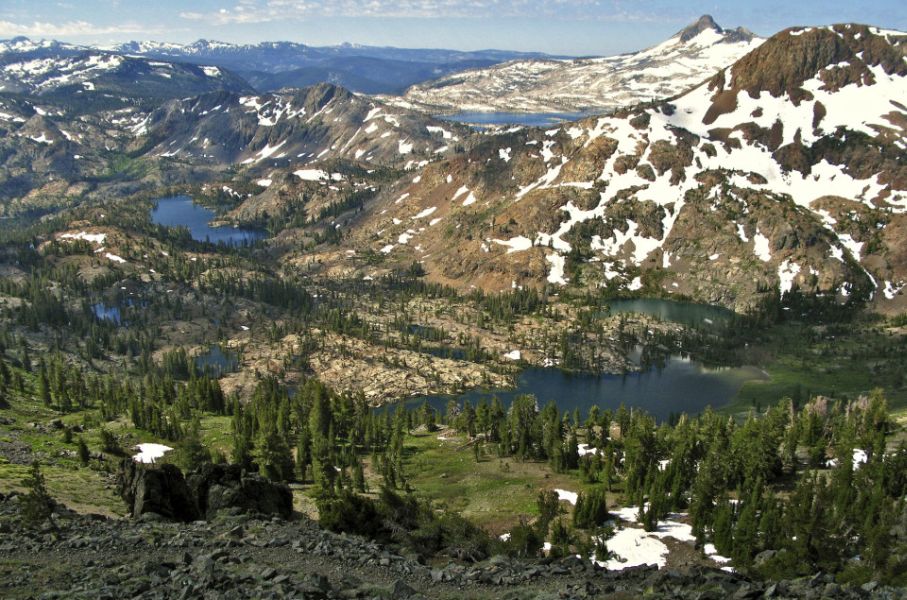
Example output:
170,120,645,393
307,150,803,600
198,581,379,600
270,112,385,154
254,421,294,481
178,417,210,471
732,480,762,566
296,425,312,482
21,462,55,529
712,497,734,556
37,363,51,407
231,401,254,470
77,437,90,466
352,457,366,493
573,488,609,529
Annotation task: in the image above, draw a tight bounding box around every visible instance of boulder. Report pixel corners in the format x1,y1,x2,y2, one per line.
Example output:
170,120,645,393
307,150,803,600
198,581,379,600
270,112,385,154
186,463,292,520
118,460,199,522
118,461,292,521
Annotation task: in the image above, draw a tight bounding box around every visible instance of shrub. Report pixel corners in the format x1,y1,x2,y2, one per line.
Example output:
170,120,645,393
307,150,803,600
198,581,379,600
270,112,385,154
503,518,543,558
98,428,121,455
317,490,382,539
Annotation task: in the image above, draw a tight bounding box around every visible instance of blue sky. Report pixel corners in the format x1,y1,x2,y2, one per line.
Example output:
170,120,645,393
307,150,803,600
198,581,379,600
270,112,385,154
0,0,905,55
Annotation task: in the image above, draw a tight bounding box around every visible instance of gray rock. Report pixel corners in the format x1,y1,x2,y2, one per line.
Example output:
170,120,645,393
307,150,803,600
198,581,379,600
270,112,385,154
391,579,417,598
118,460,199,522
186,463,293,520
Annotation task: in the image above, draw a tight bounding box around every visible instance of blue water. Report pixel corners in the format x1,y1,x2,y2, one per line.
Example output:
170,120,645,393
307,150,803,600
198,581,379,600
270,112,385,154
195,345,239,377
93,303,121,324
151,196,266,246
605,298,736,329
405,358,765,421
438,112,593,128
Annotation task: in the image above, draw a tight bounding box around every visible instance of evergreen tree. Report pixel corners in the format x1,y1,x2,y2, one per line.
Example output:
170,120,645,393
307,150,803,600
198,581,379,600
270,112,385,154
77,437,90,466
20,462,55,529
573,488,609,529
178,417,211,471
254,421,294,481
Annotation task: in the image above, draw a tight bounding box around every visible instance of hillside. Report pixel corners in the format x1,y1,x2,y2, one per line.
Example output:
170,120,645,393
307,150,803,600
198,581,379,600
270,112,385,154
129,83,469,170
397,16,764,114
338,24,906,314
0,47,252,104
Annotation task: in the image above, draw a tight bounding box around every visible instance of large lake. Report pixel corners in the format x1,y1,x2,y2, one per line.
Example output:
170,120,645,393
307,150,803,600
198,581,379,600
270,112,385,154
151,195,266,246
438,112,594,128
404,299,763,420
409,359,764,421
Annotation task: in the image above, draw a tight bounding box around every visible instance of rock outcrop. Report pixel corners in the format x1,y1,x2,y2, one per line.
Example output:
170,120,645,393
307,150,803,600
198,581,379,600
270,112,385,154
118,460,199,522
186,463,293,520
117,460,292,522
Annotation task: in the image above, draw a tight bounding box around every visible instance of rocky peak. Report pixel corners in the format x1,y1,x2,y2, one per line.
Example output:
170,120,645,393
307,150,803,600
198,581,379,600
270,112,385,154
675,15,757,45
677,15,722,42
713,23,907,103
290,82,353,113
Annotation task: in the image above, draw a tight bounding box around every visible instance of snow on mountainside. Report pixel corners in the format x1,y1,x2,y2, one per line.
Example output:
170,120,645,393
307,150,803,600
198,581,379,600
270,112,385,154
128,83,469,170
0,47,252,100
103,38,557,95
0,37,558,96
350,23,907,313
397,16,764,114
0,37,81,54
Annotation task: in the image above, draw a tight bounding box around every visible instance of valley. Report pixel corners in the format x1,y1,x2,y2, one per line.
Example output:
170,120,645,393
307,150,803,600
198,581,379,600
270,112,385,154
1,11,907,598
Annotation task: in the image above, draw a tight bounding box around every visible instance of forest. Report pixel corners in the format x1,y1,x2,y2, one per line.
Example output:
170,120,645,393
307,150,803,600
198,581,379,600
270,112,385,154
2,329,905,585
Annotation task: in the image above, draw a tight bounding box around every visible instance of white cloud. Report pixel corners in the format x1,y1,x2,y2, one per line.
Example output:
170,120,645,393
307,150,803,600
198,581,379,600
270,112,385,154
179,0,657,24
0,20,163,37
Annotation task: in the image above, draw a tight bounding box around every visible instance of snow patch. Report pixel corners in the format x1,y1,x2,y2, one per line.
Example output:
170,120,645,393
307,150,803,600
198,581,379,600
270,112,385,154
133,443,172,464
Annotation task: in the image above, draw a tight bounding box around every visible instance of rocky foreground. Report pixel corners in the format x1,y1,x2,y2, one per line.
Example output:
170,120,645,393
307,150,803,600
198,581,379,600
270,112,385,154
0,491,904,600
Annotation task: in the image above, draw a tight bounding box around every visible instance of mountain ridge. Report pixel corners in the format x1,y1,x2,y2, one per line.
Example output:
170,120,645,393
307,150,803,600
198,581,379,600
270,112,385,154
395,15,766,115
330,23,907,314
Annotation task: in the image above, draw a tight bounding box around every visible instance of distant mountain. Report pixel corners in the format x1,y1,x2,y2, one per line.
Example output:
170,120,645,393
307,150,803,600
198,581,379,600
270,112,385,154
0,46,253,108
398,15,764,114
241,57,507,96
341,23,907,313
0,36,81,55
104,39,558,95
127,83,468,170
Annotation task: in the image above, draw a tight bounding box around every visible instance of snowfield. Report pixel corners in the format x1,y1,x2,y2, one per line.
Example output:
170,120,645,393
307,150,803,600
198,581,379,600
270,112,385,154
132,443,173,464
398,18,764,115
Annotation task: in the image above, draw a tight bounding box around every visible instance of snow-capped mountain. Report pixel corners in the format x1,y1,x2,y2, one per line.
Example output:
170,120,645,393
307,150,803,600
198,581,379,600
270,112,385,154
0,36,82,55
346,23,907,313
127,83,468,170
104,39,557,95
398,15,764,114
0,47,253,101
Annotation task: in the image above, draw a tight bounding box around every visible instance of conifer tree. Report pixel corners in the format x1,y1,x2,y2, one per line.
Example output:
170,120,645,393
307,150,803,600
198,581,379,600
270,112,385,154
254,421,294,481
21,462,55,530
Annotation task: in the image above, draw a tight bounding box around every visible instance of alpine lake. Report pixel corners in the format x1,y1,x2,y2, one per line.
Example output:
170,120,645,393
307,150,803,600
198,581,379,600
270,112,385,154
150,196,764,420
151,195,266,246
400,299,766,420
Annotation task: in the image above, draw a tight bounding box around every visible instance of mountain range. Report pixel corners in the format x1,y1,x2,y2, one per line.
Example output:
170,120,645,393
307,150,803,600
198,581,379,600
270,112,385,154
0,35,556,96
356,23,907,314
1,18,905,316
395,15,765,114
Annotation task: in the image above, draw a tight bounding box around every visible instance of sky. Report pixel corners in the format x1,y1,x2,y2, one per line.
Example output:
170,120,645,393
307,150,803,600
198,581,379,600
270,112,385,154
0,0,905,56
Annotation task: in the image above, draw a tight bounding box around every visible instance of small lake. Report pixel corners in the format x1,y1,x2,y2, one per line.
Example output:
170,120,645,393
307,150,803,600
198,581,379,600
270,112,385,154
604,298,737,329
407,357,765,421
438,111,594,128
195,345,239,377
151,195,266,246
92,303,122,325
